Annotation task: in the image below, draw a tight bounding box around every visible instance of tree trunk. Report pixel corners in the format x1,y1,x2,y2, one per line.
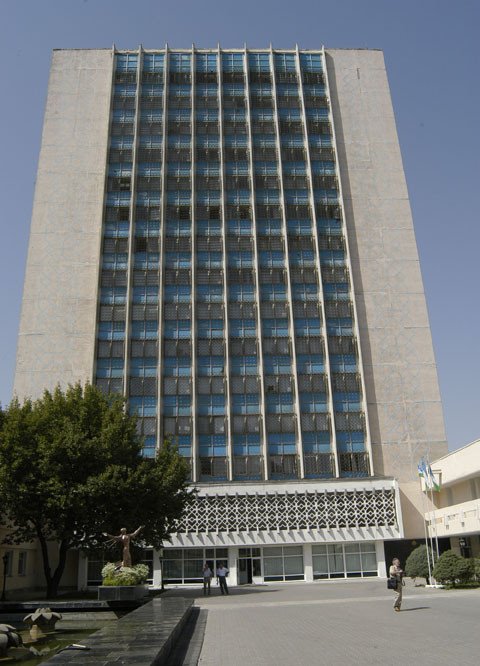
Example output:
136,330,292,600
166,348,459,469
36,529,69,598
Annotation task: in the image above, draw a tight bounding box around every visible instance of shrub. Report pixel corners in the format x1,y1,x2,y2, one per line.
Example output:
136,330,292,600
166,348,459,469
405,545,434,583
474,558,480,581
432,550,459,585
432,550,475,586
101,562,150,586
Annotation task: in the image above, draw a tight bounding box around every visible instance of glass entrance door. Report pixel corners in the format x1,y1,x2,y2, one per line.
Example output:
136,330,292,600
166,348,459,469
238,558,252,585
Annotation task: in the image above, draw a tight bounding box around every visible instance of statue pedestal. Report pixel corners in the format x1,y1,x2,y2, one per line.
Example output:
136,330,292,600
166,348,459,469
98,585,148,602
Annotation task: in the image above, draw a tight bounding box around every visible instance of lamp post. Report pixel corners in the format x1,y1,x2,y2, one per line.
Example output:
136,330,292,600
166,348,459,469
1,553,9,602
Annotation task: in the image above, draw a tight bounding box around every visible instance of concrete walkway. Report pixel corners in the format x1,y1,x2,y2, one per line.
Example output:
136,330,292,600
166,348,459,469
164,579,480,665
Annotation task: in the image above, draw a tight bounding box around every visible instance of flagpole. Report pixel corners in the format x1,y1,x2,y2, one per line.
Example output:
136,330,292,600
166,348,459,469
418,469,432,583
421,459,436,567
427,458,440,558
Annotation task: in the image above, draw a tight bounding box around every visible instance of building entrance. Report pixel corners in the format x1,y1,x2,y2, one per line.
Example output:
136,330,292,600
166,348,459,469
238,548,262,584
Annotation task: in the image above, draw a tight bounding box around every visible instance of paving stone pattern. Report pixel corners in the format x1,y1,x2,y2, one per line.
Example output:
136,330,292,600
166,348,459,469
164,580,480,666
42,597,192,665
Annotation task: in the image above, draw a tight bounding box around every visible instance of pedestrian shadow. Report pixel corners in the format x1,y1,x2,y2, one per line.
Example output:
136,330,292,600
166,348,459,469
401,606,430,612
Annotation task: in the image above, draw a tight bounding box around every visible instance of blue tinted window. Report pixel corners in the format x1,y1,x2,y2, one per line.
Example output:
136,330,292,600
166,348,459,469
296,354,324,374
130,358,157,377
248,53,270,71
222,53,244,72
169,53,191,72
163,357,191,376
196,53,217,72
143,53,164,71
116,54,138,71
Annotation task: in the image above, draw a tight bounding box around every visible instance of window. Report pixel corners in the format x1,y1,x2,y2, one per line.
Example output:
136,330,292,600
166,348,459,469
197,219,221,235
197,190,221,204
116,54,138,71
196,134,219,147
251,108,274,121
197,252,222,268
101,287,127,304
224,134,248,147
226,161,249,175
196,108,218,121
175,435,192,458
296,354,324,374
166,220,191,237
304,84,326,97
267,433,296,454
197,161,220,175
266,392,294,414
306,108,329,121
312,543,377,580
263,355,291,374
289,250,315,267
137,162,162,176
283,161,307,176
285,189,309,204
197,394,225,415
164,357,191,377
278,109,301,121
137,191,161,206
163,395,191,416
130,358,157,377
196,53,217,72
276,84,299,97
109,163,132,177
228,251,253,267
170,53,191,72
249,83,272,96
135,252,160,269
333,392,361,412
169,84,191,97
143,53,164,71
329,354,357,373
113,109,136,122
229,284,255,302
317,218,342,235
230,355,257,375
131,321,158,340
254,161,278,175
262,318,289,337
294,318,321,336
231,393,260,414
258,251,284,267
168,161,191,176
336,431,365,453
169,108,191,121
164,285,191,303
197,319,224,338
256,189,280,204
327,318,353,336
222,53,244,72
164,319,191,339
227,219,251,235
199,435,226,456
300,54,322,71
263,545,304,582
248,53,270,72
229,318,256,338
98,322,125,340
168,135,192,149
165,252,190,268
141,109,163,122
323,283,350,301
260,284,286,301
291,283,318,301
257,219,282,235
320,251,345,266
129,396,156,417
300,392,327,413
197,284,223,302
96,358,124,378
197,356,224,376
223,108,246,121
310,136,333,149
141,84,163,97
303,431,330,453
107,191,131,207
196,84,218,97
223,84,245,97
253,134,276,148
3,551,13,577
311,160,335,175
275,53,296,71
233,434,261,455
17,551,28,576
105,221,130,237
139,135,162,148
114,84,136,97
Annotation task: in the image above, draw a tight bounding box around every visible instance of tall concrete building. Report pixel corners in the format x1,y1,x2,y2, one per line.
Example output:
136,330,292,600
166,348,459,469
15,46,448,586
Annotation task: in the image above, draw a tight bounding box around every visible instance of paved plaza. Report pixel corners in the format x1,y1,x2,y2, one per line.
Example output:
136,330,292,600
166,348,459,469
164,579,480,665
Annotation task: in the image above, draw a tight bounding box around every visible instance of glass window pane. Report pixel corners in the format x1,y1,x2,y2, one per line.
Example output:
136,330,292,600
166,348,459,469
263,557,283,576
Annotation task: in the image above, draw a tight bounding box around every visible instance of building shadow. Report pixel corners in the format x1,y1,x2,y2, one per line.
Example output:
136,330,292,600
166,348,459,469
162,585,281,600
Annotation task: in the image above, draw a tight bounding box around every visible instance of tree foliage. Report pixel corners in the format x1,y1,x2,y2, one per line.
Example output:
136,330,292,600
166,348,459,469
432,549,475,586
0,383,191,597
405,544,433,583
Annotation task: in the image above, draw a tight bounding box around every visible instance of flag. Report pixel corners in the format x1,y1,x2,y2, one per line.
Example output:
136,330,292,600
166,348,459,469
427,461,440,492
418,459,433,490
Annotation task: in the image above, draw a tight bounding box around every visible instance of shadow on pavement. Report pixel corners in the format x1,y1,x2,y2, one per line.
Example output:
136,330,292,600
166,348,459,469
401,606,431,612
162,585,281,600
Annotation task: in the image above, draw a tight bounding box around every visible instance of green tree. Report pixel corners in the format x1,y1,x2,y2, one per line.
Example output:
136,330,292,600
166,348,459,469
455,557,475,584
405,544,434,583
0,383,191,598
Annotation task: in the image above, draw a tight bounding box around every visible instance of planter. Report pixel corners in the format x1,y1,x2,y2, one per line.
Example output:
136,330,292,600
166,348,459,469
98,585,148,602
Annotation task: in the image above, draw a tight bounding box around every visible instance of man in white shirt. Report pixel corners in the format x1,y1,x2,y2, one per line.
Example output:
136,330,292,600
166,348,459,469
216,562,230,595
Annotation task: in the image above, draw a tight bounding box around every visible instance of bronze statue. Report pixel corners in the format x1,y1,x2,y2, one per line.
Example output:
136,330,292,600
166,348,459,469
103,526,145,568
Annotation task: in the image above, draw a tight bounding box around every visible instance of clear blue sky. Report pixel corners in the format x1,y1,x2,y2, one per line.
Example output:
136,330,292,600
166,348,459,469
0,0,478,451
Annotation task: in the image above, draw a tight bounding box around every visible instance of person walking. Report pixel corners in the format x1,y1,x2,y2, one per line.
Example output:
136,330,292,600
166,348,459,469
202,563,213,596
216,562,230,595
389,557,404,611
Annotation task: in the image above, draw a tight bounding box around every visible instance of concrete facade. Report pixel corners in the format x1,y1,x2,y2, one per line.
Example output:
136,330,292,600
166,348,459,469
14,50,112,399
327,49,448,536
